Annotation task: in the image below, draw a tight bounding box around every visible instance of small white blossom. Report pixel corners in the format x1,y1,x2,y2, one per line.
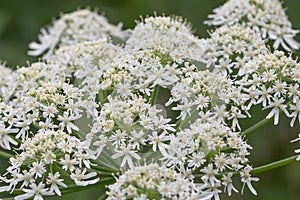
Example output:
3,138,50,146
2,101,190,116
240,166,259,196
111,144,141,168
205,0,300,51
15,182,54,200
264,97,289,125
46,172,67,196
0,122,18,150
28,9,127,58
70,168,99,186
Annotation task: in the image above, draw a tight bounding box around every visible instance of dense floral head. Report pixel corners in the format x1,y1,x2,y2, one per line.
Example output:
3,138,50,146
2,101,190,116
126,15,203,62
0,62,17,102
0,130,98,198
106,163,214,200
205,0,300,51
28,9,128,58
200,25,268,76
1,1,300,199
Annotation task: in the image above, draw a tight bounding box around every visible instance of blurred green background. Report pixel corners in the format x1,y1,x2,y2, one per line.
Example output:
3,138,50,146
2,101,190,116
1,0,300,199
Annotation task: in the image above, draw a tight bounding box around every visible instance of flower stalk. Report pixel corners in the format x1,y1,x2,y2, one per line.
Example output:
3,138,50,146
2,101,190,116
251,155,298,174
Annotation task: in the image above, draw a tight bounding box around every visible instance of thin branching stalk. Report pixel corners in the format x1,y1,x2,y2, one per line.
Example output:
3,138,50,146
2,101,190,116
251,155,298,174
150,85,159,106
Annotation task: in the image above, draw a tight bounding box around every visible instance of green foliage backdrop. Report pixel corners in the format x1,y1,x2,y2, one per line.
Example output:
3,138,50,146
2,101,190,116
1,1,300,199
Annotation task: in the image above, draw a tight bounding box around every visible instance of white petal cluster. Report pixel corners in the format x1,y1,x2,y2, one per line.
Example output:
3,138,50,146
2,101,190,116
236,51,300,126
126,15,203,62
106,163,213,200
0,62,99,199
1,2,300,199
28,9,128,58
1,130,98,198
200,25,267,75
205,0,300,51
0,62,18,102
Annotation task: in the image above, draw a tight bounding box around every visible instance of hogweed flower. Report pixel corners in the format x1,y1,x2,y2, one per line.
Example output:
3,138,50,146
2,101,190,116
199,25,267,76
106,163,214,200
205,0,300,51
0,62,18,102
1,1,300,199
126,15,203,63
28,9,128,58
0,130,98,197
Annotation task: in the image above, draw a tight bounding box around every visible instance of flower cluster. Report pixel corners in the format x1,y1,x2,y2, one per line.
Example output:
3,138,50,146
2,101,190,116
0,61,101,198
236,51,300,126
0,62,17,102
205,0,300,51
126,15,203,62
28,9,128,58
0,130,98,199
1,1,300,199
107,163,213,200
199,25,267,75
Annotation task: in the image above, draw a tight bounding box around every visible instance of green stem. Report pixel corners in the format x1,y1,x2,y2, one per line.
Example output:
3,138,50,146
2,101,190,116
150,85,159,106
73,129,86,139
193,155,298,179
241,117,273,136
0,150,14,159
95,171,115,177
251,155,298,174
97,193,108,200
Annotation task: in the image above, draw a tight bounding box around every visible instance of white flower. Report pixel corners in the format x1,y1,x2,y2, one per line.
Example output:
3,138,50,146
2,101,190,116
240,166,259,195
227,106,247,131
28,9,126,58
57,111,81,133
0,63,18,101
264,97,289,125
148,131,170,157
200,164,220,187
46,172,67,196
109,130,126,148
214,153,229,172
172,100,195,120
0,122,18,150
187,152,206,169
4,3,300,199
30,162,46,179
28,21,65,58
15,182,54,200
129,130,146,150
205,0,300,51
256,85,273,107
14,119,31,139
289,102,300,127
213,105,228,124
70,168,99,186
17,170,34,189
126,15,202,62
222,173,238,196
60,154,78,172
111,144,141,168
107,163,210,199
200,25,267,75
